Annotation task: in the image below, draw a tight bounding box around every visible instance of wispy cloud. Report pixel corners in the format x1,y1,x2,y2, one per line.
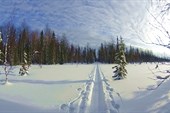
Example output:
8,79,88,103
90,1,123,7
1,0,169,56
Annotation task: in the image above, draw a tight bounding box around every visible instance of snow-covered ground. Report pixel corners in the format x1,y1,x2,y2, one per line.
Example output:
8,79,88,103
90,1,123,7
101,63,170,113
0,64,94,113
0,63,170,113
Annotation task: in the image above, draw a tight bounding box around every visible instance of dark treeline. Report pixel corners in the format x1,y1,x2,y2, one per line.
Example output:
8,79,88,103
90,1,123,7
98,40,170,63
0,23,169,65
0,23,96,65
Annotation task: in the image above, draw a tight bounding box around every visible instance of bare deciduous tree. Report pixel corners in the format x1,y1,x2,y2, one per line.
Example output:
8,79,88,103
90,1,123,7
0,31,13,85
137,0,170,48
135,0,170,90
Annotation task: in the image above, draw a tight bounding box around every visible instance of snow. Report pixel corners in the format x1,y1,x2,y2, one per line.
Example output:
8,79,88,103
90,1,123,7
0,64,94,113
100,63,170,113
1,80,12,86
87,65,107,113
0,63,170,113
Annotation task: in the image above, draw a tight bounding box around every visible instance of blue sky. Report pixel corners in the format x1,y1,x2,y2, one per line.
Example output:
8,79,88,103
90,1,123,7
0,0,170,56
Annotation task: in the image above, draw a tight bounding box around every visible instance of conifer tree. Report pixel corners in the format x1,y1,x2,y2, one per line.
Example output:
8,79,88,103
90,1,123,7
19,51,29,76
7,24,16,65
113,37,127,80
39,31,44,64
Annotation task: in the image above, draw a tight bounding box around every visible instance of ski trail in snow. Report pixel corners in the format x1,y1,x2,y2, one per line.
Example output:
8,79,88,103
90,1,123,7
87,64,107,113
64,64,119,113
77,65,96,113
99,67,120,113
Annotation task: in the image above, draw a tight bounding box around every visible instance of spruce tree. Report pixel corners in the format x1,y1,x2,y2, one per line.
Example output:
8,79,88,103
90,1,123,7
113,37,127,80
19,51,29,76
39,31,44,64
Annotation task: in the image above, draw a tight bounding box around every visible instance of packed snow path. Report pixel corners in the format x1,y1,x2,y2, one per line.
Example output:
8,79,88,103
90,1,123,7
63,64,119,113
88,64,107,113
77,64,119,113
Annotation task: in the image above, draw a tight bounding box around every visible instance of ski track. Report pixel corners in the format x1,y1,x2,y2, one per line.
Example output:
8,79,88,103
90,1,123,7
99,66,120,113
87,64,107,113
61,64,119,113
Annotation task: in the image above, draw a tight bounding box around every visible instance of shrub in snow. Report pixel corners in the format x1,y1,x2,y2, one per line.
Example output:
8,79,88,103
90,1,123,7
19,51,29,76
19,64,29,76
112,37,127,80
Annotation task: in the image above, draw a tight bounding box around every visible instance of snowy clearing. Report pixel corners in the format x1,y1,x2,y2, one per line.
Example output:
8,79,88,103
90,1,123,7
101,63,170,113
0,63,170,113
0,64,94,113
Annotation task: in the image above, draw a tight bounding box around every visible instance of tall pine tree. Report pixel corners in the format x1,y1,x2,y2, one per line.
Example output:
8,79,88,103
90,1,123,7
113,37,127,80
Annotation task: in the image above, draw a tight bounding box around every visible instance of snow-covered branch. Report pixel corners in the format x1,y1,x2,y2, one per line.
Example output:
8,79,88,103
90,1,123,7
146,75,170,90
139,65,170,91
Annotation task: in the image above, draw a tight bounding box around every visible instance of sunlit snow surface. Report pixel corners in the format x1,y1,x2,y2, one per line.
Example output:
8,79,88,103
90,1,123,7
0,63,170,113
0,64,94,112
101,63,170,113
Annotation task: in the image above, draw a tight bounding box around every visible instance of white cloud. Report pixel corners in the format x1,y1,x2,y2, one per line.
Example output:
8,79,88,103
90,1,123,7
1,0,170,55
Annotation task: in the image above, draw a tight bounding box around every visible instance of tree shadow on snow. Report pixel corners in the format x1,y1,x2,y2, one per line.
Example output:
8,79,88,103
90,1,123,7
122,78,170,113
10,79,91,85
0,72,16,76
0,98,56,113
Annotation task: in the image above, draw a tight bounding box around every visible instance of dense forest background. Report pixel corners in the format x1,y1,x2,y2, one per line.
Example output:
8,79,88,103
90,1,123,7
0,23,169,65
